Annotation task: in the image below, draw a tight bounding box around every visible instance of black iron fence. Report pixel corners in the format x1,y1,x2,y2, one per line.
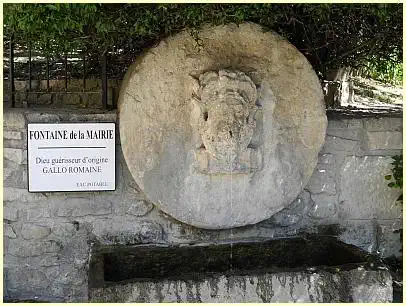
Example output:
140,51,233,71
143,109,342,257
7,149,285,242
4,38,135,109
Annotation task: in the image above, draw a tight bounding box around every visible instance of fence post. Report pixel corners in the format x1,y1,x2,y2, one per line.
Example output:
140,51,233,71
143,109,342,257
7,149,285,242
28,42,32,91
9,37,15,108
111,87,117,109
64,53,68,91
101,52,108,109
83,53,86,91
46,56,50,91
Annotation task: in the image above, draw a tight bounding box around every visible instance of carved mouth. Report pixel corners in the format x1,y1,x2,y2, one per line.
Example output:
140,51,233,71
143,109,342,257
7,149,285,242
221,91,247,105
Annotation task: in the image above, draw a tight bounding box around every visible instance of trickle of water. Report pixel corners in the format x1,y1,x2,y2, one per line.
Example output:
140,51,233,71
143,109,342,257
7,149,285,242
228,154,234,272
230,241,233,271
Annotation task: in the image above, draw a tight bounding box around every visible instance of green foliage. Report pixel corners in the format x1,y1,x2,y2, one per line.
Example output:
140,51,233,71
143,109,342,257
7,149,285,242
358,59,403,85
3,3,403,79
4,4,99,53
385,155,403,203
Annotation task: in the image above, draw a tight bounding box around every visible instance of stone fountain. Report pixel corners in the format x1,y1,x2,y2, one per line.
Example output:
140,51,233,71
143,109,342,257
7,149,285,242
89,23,392,302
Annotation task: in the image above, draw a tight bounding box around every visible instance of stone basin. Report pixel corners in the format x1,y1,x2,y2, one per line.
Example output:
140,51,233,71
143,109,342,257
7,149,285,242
89,235,392,302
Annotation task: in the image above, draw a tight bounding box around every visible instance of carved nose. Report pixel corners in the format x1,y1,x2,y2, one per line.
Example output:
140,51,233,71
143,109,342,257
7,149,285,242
217,128,236,140
214,121,238,140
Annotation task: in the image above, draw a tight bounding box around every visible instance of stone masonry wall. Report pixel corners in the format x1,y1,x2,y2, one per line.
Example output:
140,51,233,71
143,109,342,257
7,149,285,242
3,108,402,302
3,79,121,109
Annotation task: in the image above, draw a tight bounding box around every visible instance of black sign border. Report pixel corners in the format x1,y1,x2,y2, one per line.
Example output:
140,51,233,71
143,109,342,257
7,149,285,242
27,122,117,193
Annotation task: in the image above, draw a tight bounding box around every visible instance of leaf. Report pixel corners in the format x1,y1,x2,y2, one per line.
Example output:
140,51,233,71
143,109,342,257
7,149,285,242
46,5,58,11
3,2,402,81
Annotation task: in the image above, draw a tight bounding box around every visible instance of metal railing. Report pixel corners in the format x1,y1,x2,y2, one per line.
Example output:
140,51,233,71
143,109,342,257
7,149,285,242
6,38,116,109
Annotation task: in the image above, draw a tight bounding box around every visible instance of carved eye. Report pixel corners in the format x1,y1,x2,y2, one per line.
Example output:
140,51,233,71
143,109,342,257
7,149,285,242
203,111,208,121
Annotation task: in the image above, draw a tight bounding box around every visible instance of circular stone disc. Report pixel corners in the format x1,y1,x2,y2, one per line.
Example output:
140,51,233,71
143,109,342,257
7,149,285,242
119,23,327,229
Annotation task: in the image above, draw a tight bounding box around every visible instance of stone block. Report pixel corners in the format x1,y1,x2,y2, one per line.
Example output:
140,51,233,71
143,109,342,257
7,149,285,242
21,206,51,221
3,187,28,202
306,169,336,195
366,131,402,150
4,131,23,140
56,197,112,217
3,139,26,150
126,199,154,217
321,135,358,154
326,128,360,141
50,222,77,239
26,112,61,123
342,269,393,302
338,220,375,253
378,219,402,258
91,219,164,245
6,268,49,293
38,254,63,267
266,211,301,228
3,162,28,189
4,223,17,239
317,153,337,167
8,254,62,268
21,223,52,240
338,156,402,219
364,117,402,132
4,206,19,221
37,93,53,105
361,149,403,157
89,268,391,302
4,187,47,203
3,237,10,254
4,148,24,164
67,113,117,123
346,119,364,129
264,191,311,227
308,194,338,220
14,92,28,106
21,150,28,165
90,273,318,302
3,159,17,182
326,119,349,130
13,80,27,91
43,263,85,287
60,236,91,265
4,110,26,129
44,240,64,253
7,240,47,257
3,267,9,296
60,94,81,106
27,93,40,104
327,118,363,130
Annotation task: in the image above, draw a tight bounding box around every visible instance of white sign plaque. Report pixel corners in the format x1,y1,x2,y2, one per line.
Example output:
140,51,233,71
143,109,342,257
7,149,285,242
28,123,115,192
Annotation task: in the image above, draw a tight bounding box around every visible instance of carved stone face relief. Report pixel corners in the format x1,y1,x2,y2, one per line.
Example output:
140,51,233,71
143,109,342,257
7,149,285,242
119,23,328,229
193,70,262,174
